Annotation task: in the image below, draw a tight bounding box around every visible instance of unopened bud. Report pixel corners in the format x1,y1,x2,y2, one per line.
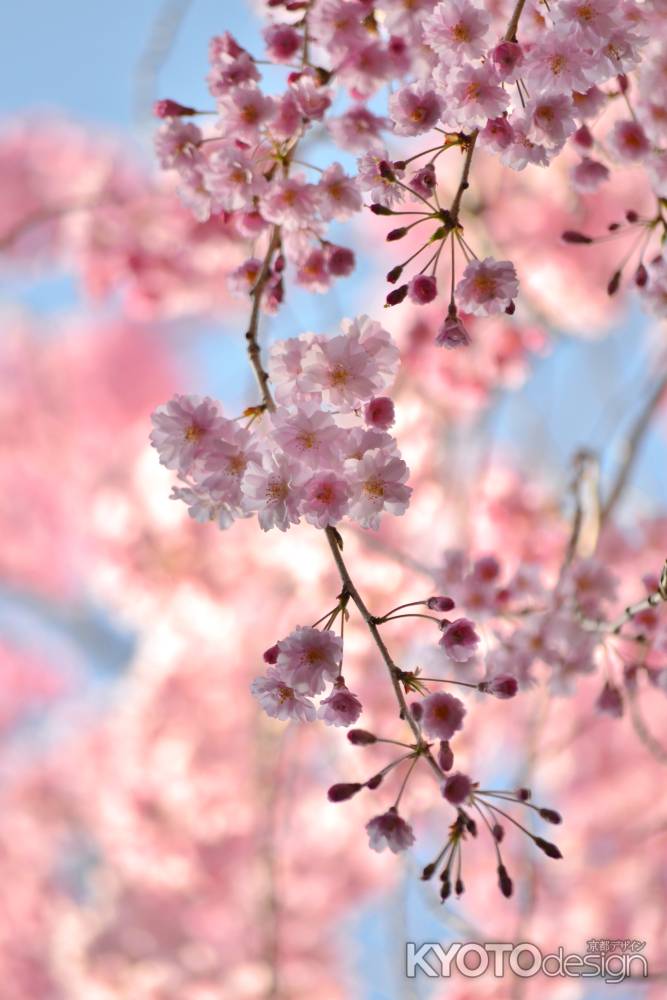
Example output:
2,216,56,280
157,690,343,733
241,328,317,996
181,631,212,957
327,782,362,802
427,596,455,612
607,270,621,296
386,284,408,306
366,773,384,790
534,836,563,859
635,263,648,287
153,98,197,118
387,227,407,242
562,230,593,244
497,864,513,898
386,264,403,284
370,203,393,216
538,808,562,825
347,729,377,745
263,643,280,664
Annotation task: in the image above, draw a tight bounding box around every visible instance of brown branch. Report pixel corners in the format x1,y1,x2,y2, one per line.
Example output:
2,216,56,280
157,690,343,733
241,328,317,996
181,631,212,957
324,526,444,783
600,370,667,524
245,226,282,413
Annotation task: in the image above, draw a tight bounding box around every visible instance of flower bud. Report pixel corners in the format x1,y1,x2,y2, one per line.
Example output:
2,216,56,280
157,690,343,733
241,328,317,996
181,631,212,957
327,782,362,802
427,596,455,612
438,740,454,772
366,773,384,790
386,284,408,306
263,643,280,664
534,836,563,859
153,99,197,118
538,808,562,825
443,772,472,805
607,270,621,296
497,864,513,898
408,274,437,305
562,230,593,244
347,729,377,745
387,227,407,242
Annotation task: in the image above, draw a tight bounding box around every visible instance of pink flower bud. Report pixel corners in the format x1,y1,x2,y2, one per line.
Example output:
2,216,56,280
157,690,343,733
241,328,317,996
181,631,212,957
427,596,455,612
264,23,302,62
263,643,280,664
437,740,454,771
490,41,523,80
364,396,395,430
408,274,437,305
153,99,197,118
443,772,472,805
326,244,355,276
479,673,518,699
436,311,471,349
596,681,624,718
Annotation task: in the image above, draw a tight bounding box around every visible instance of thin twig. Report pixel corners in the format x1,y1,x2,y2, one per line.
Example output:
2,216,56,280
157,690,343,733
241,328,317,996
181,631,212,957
245,226,282,412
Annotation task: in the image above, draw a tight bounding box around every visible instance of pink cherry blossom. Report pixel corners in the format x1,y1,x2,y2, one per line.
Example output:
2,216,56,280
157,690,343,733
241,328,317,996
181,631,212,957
264,23,301,63
366,808,415,853
490,41,524,82
150,395,225,473
408,274,437,304
526,94,576,146
301,333,379,408
389,82,443,136
302,472,351,527
440,64,508,130
242,453,307,531
271,405,343,468
154,120,202,170
608,119,650,162
439,617,480,662
436,310,472,348
260,175,321,230
356,150,405,207
318,679,363,726
443,771,473,805
422,0,490,61
364,396,395,430
317,163,362,221
251,666,317,721
276,626,343,695
217,84,275,140
421,691,467,740
524,29,599,94
571,156,610,193
327,106,387,152
455,258,519,316
346,449,412,529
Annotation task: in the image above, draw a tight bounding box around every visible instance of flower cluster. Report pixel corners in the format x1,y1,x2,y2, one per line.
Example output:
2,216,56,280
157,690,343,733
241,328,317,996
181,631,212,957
150,315,411,532
251,626,362,724
154,29,364,305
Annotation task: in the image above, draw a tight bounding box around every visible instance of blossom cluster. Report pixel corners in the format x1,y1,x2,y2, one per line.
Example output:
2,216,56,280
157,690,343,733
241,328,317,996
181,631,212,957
151,316,412,532
154,29,364,305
